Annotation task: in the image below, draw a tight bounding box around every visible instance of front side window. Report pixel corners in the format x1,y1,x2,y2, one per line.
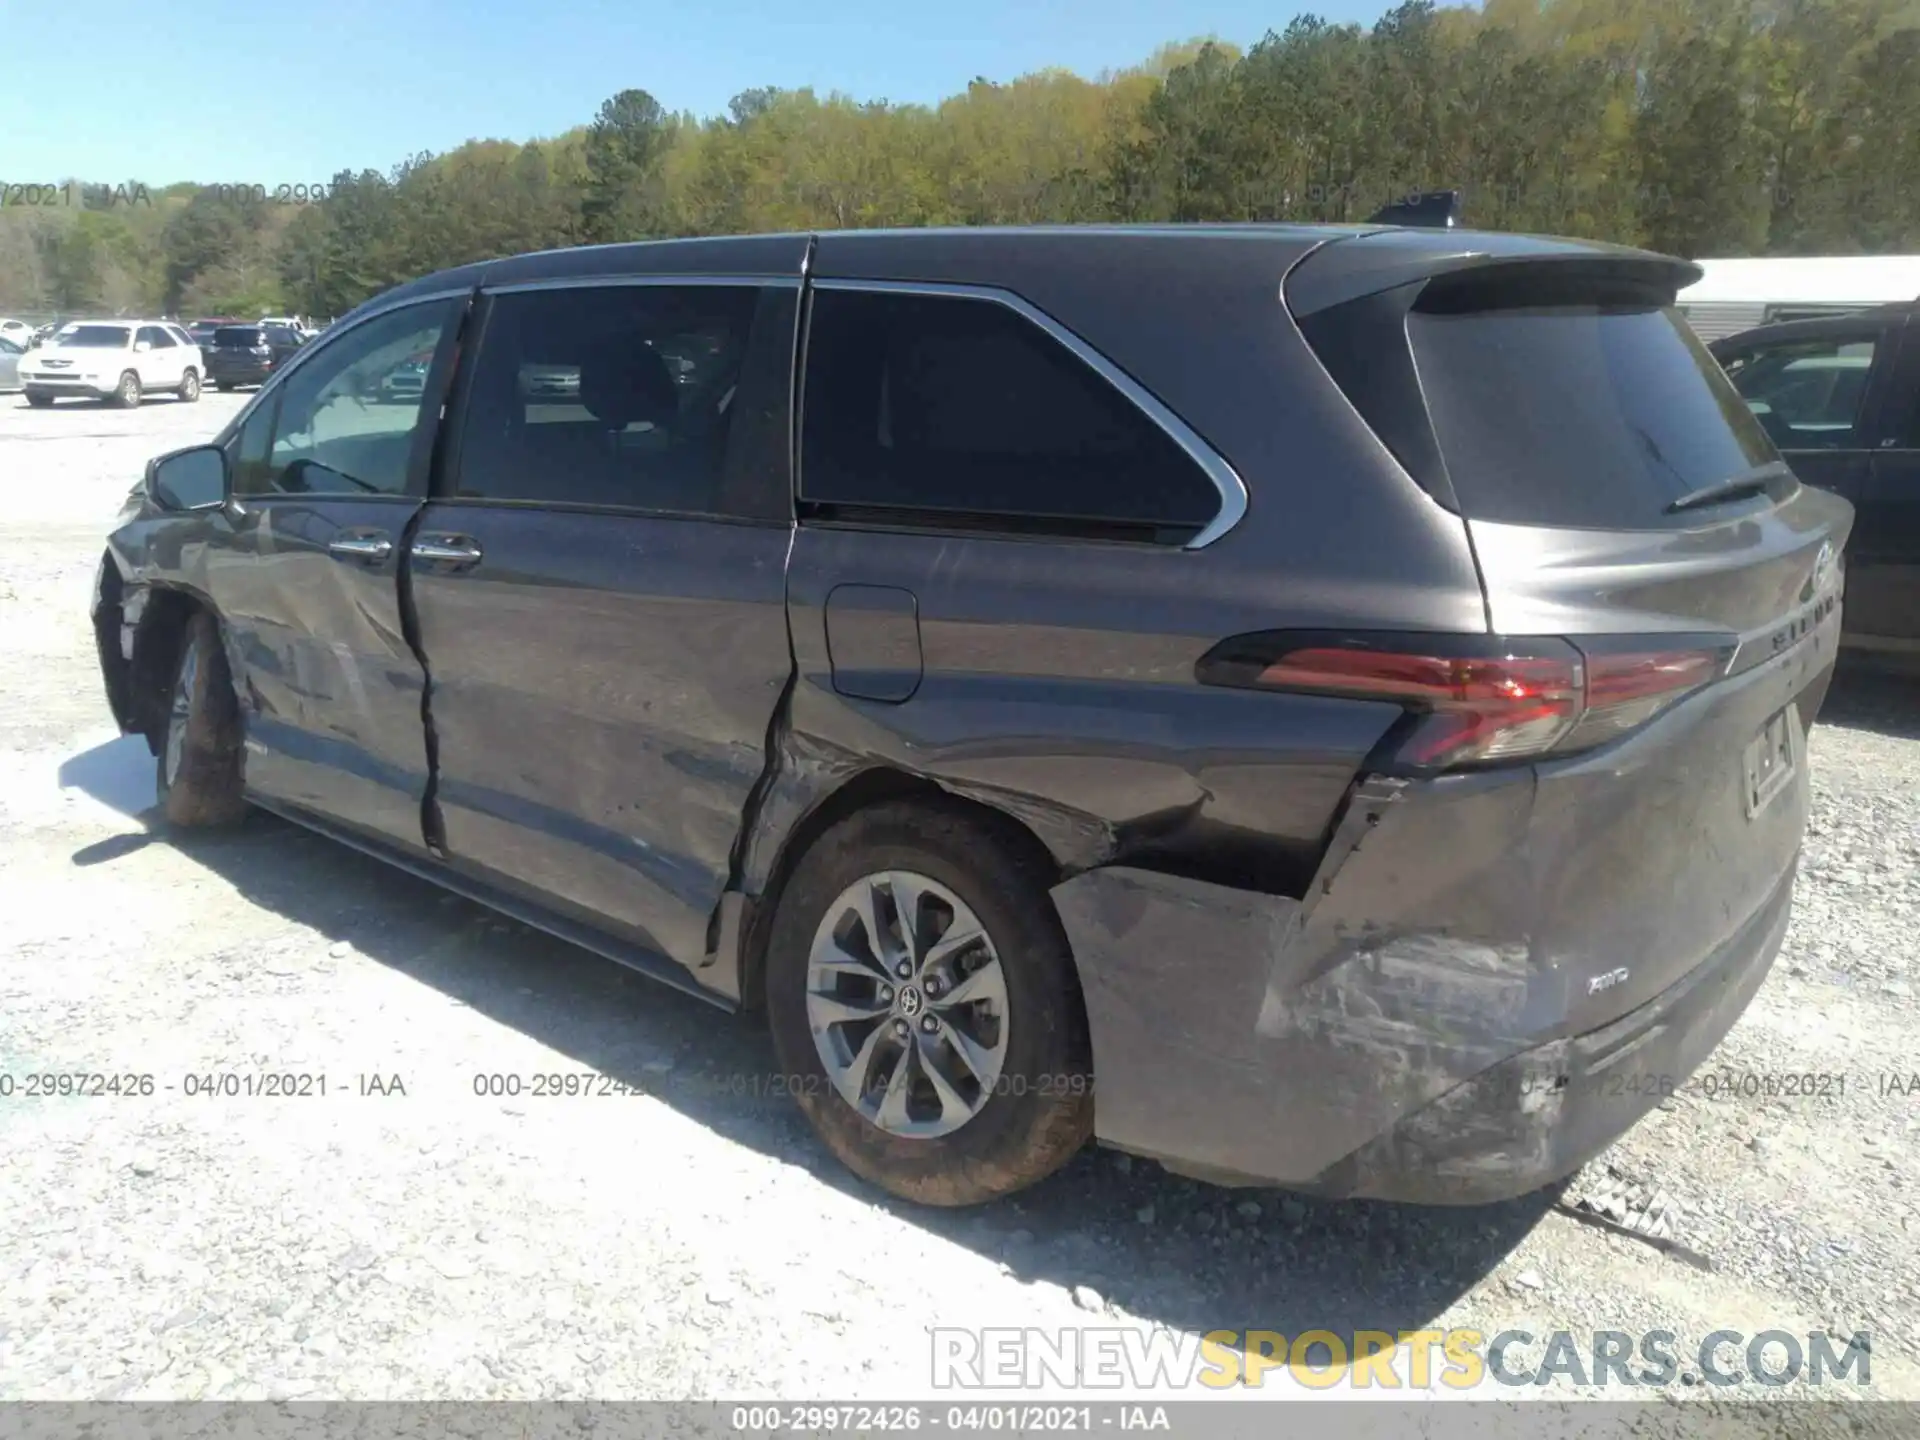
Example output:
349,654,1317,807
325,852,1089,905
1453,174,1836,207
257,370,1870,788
799,288,1223,541
1720,335,1878,452
452,283,759,515
138,326,176,349
237,300,455,498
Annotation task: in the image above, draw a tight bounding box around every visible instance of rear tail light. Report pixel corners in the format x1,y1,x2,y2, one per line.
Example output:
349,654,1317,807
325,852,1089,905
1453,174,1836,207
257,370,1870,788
1197,633,1733,772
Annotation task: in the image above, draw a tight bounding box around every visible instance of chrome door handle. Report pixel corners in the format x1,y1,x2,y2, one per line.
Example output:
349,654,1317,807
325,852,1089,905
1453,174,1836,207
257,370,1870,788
327,535,393,562
411,537,484,566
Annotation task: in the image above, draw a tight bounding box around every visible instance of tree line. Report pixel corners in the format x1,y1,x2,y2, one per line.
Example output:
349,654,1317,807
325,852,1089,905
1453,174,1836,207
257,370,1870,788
4,0,1918,320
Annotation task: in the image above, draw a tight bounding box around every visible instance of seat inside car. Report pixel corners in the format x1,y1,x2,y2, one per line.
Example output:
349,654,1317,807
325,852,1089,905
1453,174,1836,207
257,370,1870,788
478,330,729,514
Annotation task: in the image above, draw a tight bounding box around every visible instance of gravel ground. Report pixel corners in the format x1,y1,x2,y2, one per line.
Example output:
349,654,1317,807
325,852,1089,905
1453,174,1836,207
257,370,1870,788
0,389,1916,1415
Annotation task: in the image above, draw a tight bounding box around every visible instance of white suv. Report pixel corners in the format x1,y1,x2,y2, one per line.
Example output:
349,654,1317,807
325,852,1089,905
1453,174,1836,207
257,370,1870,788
21,320,204,407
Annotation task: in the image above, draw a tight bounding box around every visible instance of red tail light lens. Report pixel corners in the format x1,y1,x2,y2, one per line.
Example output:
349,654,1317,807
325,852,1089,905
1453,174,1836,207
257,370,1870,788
1199,633,1732,772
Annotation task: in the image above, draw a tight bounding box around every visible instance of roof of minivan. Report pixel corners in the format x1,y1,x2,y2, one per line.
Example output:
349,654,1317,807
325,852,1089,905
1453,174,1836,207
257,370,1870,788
362,223,1694,324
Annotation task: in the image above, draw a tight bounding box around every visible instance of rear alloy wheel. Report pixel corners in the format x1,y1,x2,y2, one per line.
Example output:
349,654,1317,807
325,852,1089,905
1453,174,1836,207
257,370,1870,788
155,610,247,828
114,370,142,408
766,801,1094,1205
807,870,1012,1140
177,368,200,402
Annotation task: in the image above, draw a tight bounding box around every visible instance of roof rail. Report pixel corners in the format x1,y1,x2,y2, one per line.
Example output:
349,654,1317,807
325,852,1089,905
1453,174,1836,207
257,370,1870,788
1367,190,1463,229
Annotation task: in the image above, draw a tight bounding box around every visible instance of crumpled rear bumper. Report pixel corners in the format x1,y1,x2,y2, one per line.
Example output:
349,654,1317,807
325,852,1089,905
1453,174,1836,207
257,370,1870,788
1051,856,1792,1203
1308,859,1791,1203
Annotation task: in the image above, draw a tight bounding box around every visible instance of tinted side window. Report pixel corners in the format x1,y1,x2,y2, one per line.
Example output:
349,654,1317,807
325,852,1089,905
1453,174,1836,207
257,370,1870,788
238,300,455,498
453,284,761,516
1721,334,1879,452
800,289,1221,539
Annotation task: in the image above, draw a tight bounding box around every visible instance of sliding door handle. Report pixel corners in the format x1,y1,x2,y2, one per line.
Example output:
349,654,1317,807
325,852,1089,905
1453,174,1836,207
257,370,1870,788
326,534,393,562
411,536,484,567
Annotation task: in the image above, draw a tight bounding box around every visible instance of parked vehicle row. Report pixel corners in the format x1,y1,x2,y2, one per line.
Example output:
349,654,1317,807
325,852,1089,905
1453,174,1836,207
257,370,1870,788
98,224,1848,1210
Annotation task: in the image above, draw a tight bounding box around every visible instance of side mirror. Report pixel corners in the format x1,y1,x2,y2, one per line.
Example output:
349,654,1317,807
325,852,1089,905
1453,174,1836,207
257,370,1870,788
147,445,231,513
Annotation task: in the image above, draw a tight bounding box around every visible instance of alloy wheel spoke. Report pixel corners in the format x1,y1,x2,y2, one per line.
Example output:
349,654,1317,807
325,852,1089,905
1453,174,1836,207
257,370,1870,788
934,1013,1000,1089
813,938,892,987
873,1042,914,1130
922,920,985,974
886,872,930,968
919,1039,974,1126
807,990,887,1027
831,1022,886,1110
851,880,899,970
932,959,1004,1012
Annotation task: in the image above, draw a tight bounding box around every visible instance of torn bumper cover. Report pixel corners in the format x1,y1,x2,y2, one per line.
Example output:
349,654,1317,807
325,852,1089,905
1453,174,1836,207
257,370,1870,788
1052,857,1792,1204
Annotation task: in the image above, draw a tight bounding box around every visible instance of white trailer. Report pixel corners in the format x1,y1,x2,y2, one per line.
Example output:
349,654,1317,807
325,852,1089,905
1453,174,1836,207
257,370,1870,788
1677,255,1920,340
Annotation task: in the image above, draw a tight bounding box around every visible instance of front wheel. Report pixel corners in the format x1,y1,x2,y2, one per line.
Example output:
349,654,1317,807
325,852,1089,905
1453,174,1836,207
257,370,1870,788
155,610,247,827
113,370,142,408
177,368,200,402
25,391,53,408
765,801,1094,1206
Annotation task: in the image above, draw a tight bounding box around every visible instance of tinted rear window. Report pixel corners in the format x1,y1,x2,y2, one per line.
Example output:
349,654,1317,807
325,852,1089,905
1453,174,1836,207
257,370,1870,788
215,327,264,346
1411,304,1778,529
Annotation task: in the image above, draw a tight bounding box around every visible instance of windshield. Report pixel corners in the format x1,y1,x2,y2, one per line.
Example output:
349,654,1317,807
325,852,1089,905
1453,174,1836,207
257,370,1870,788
56,325,131,348
215,326,265,346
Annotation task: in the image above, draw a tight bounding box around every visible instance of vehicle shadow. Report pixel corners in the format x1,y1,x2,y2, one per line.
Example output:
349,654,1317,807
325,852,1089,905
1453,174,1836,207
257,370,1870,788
1819,656,1920,742
59,734,1545,1345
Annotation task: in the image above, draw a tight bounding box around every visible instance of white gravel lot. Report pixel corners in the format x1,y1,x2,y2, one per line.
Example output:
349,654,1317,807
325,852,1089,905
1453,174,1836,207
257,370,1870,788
1,388,1917,1415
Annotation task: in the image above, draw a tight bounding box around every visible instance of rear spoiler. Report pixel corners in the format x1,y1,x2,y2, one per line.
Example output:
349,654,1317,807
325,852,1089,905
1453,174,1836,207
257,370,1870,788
1367,190,1462,229
1287,232,1705,318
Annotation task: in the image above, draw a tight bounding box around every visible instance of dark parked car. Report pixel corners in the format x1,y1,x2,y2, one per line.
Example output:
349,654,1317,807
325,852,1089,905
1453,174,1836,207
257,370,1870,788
204,324,302,389
96,226,1849,1208
1711,305,1919,658
188,317,237,351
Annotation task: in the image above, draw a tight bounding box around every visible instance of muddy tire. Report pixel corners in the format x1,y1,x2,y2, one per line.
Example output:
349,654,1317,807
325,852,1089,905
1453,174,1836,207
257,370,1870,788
155,610,247,828
765,800,1093,1206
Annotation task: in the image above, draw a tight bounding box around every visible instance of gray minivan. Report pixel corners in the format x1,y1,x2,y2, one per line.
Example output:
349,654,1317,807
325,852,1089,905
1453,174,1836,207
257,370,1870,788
94,225,1849,1207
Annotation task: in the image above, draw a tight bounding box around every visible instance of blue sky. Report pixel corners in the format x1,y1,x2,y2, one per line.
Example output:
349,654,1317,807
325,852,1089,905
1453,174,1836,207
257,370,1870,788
1,0,1401,183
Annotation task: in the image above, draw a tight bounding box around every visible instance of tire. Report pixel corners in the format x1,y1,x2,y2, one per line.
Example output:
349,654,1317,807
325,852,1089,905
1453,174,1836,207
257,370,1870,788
178,368,200,402
114,370,142,408
25,391,52,408
155,610,247,828
765,800,1094,1206
215,381,233,392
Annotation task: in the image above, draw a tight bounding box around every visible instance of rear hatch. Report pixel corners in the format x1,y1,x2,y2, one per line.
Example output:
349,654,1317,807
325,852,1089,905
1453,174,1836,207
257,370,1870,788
1282,231,1852,1030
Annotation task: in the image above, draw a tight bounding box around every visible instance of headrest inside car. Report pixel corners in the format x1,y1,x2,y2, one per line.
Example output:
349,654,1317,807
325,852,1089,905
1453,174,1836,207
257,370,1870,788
577,338,679,429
